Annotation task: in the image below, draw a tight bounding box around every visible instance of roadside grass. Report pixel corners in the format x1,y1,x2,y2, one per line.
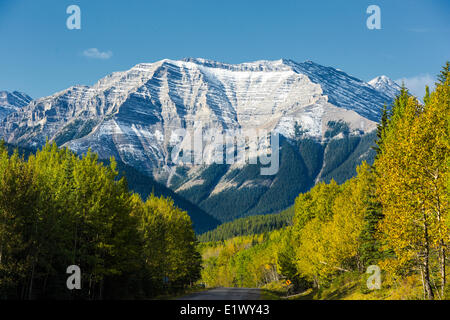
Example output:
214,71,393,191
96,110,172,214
260,286,315,300
260,289,283,300
260,281,289,300
260,271,438,300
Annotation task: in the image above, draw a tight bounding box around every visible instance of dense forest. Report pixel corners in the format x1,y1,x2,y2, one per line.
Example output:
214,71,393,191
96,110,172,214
0,143,201,299
178,131,376,223
199,64,449,300
112,161,220,233
198,206,294,242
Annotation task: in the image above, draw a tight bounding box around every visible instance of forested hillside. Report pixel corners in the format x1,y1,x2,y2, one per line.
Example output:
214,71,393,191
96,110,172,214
111,161,220,233
3,142,34,158
198,206,294,242
179,132,376,223
198,64,450,300
0,143,201,299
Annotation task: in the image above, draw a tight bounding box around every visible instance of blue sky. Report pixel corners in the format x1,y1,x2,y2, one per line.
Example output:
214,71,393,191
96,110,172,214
0,0,449,98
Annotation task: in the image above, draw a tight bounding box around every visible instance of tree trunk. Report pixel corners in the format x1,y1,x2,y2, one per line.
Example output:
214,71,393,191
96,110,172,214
422,222,434,300
434,169,446,299
88,274,93,300
420,268,426,300
99,278,104,300
28,260,35,300
440,246,446,299
21,280,27,300
43,272,49,297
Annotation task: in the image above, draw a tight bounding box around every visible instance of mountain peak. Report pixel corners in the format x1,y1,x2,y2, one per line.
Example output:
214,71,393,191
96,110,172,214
368,75,401,99
180,57,292,72
369,75,394,85
129,58,335,75
0,58,400,165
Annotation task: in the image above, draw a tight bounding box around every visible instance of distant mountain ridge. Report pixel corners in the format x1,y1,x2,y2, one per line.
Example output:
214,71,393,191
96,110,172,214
0,58,400,222
0,91,32,120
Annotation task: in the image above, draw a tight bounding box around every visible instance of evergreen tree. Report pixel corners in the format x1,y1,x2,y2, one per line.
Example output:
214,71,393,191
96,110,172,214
358,166,385,268
372,104,389,158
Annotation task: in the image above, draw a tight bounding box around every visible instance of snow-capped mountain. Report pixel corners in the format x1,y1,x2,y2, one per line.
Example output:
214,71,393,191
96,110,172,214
0,59,396,164
0,91,32,120
368,75,402,100
0,58,400,221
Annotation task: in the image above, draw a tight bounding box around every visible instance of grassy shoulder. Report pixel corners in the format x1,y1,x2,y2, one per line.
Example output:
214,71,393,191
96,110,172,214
259,271,448,300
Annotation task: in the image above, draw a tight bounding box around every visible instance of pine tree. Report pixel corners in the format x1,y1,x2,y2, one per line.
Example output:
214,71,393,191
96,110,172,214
373,104,389,158
358,166,385,268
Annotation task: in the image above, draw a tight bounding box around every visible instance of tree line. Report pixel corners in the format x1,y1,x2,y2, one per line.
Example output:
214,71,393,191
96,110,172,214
198,206,294,242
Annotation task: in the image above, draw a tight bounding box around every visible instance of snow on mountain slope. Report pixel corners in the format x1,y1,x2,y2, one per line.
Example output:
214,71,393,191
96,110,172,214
286,60,398,122
368,75,402,100
0,91,32,120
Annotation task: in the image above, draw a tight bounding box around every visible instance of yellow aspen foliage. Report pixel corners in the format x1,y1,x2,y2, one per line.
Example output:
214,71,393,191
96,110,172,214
376,66,449,299
295,163,372,282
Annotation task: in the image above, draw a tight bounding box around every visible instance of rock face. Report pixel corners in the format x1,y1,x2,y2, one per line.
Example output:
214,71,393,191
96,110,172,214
0,58,400,222
0,91,32,120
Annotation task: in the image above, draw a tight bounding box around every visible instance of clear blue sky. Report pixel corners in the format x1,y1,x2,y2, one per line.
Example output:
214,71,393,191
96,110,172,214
0,0,449,98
